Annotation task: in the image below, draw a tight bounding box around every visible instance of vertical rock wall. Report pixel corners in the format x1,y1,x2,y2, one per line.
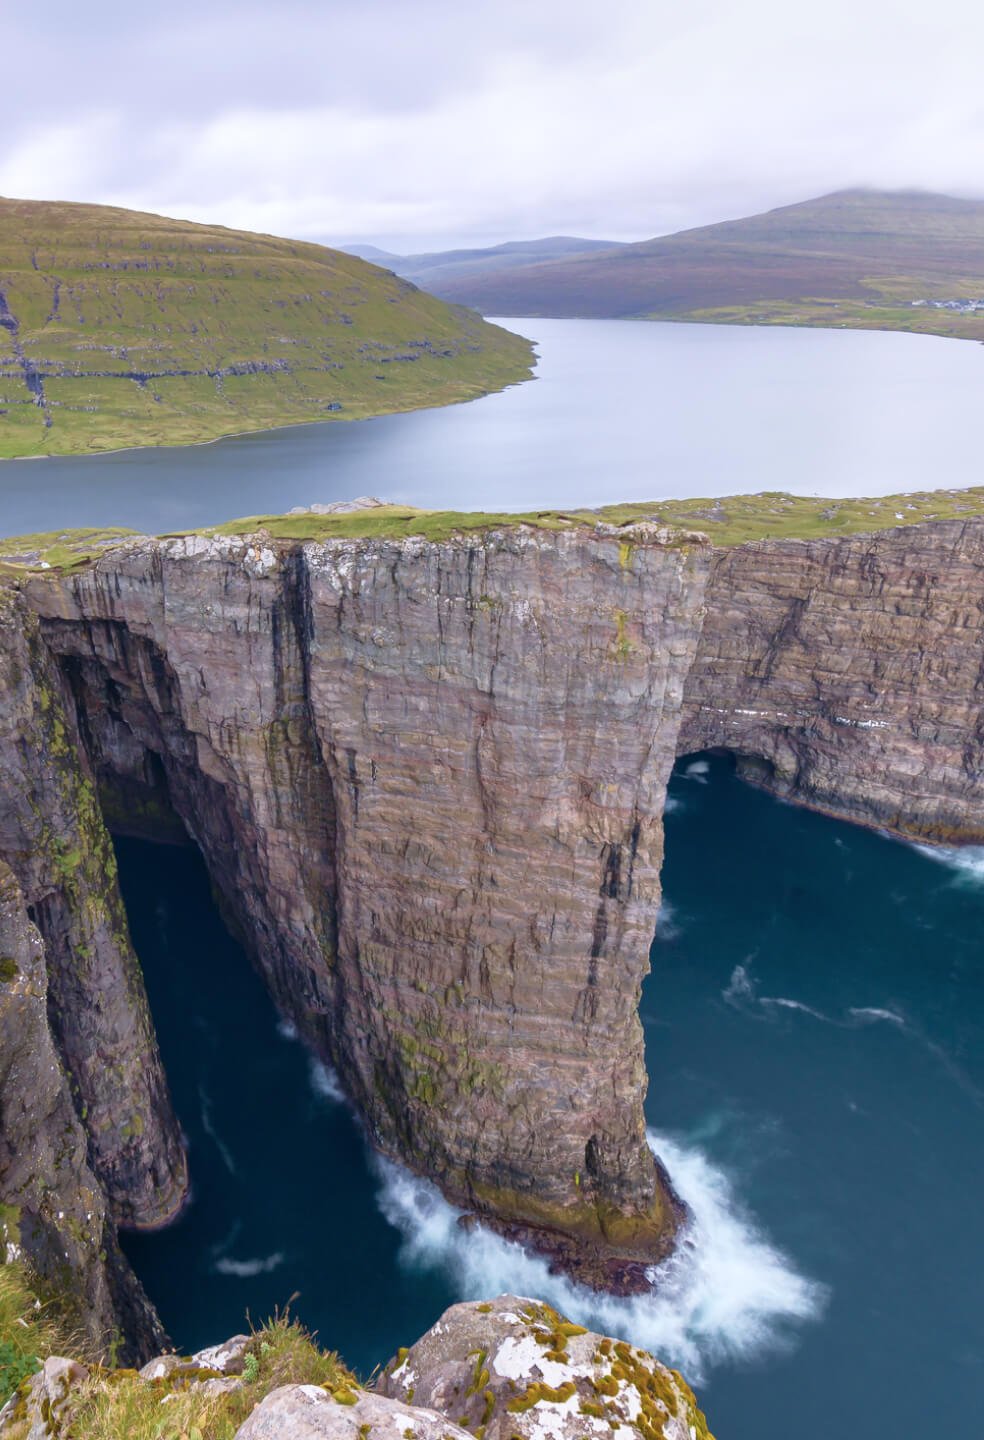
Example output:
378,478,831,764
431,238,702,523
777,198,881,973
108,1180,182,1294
26,524,712,1271
680,520,984,841
0,588,186,1231
0,859,166,1361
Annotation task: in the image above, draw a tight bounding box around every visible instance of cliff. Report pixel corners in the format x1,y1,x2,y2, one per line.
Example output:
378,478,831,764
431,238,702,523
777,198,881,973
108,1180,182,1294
0,1288,715,1440
2,504,984,1351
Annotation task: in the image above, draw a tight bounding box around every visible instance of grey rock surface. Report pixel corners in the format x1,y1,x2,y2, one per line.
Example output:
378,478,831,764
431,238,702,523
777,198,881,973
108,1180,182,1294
378,1294,712,1440
233,1384,476,1440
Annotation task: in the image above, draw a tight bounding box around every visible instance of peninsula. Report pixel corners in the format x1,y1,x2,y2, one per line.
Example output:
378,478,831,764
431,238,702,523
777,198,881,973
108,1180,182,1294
0,199,534,459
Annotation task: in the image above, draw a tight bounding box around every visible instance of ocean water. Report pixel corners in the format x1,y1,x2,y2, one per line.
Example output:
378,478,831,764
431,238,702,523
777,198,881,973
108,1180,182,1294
119,751,984,1437
5,318,984,537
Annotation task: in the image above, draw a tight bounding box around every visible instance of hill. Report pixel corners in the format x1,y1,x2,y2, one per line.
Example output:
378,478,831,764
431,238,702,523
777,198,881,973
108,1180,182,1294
0,199,534,459
411,190,984,339
342,235,624,293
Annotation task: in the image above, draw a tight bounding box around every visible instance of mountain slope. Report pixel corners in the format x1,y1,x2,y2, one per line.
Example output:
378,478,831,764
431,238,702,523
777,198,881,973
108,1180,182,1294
416,190,984,339
0,199,534,459
343,235,624,293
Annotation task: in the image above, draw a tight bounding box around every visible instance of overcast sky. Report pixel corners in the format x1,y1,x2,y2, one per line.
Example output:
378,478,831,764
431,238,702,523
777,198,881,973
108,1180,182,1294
4,0,984,253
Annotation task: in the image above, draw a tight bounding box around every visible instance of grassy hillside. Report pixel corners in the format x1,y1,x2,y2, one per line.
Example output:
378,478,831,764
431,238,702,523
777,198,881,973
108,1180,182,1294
416,190,984,339
0,199,534,459
7,487,984,574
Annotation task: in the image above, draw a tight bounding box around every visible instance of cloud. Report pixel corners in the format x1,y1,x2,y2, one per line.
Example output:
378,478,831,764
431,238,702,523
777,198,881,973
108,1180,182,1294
4,0,984,250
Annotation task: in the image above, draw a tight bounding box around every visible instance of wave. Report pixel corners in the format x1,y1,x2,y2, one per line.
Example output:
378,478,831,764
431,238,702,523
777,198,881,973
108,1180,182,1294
725,966,907,1031
309,1058,346,1103
654,901,681,941
374,1130,824,1382
914,843,984,881
276,1017,299,1041
848,1006,905,1027
213,1251,285,1278
198,1085,238,1176
682,760,710,784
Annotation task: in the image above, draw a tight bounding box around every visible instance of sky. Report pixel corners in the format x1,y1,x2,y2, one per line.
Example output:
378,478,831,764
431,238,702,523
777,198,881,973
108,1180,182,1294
4,0,984,253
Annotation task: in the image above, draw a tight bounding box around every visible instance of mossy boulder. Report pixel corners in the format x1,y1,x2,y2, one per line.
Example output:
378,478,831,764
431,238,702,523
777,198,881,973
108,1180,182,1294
377,1295,715,1440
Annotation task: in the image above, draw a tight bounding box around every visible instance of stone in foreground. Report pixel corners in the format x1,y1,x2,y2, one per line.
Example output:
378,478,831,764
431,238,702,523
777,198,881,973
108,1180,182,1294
234,1385,476,1440
379,1295,714,1440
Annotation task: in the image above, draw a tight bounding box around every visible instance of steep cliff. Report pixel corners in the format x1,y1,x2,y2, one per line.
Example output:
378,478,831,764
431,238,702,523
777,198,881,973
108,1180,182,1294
679,519,984,841
18,523,710,1284
0,862,165,1361
4,505,984,1344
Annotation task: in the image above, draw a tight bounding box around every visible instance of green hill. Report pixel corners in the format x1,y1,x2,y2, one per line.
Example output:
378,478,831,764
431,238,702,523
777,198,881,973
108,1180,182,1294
415,190,984,340
0,199,534,459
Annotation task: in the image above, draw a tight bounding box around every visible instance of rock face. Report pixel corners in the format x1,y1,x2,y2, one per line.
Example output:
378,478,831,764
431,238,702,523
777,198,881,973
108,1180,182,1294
0,861,165,1361
235,1386,477,1440
19,524,710,1281
377,1295,713,1440
0,585,187,1232
680,521,984,840
5,512,984,1340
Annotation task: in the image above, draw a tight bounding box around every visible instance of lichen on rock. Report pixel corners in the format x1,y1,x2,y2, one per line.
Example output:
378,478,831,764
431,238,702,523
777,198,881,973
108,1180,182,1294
378,1295,714,1440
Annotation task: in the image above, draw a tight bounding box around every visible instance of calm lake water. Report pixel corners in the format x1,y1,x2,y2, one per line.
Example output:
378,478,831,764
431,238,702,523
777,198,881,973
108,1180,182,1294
119,753,984,1440
4,319,984,538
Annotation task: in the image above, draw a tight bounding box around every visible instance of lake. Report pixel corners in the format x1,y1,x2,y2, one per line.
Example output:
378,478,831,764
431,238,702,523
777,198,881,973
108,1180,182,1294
4,318,984,539
119,753,984,1440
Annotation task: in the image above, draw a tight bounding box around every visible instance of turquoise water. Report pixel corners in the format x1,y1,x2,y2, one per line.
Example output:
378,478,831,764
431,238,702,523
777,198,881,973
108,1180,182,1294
120,752,984,1436
5,319,984,537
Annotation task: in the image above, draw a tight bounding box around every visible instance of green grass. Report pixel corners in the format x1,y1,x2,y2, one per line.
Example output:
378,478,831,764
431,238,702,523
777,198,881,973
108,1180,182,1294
6,487,984,577
0,1262,357,1440
68,1312,355,1440
0,527,138,576
0,1262,72,1405
0,198,534,459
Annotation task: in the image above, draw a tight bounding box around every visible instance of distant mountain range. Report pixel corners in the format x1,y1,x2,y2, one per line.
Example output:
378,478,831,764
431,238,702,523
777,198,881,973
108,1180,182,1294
346,191,984,341
339,236,625,292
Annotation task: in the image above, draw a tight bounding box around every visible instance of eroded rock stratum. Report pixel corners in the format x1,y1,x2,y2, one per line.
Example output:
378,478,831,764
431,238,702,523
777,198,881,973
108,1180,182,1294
2,514,984,1348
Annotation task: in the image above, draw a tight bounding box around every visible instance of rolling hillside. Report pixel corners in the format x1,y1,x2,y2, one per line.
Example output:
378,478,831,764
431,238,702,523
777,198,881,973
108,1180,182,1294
409,190,984,339
0,199,534,459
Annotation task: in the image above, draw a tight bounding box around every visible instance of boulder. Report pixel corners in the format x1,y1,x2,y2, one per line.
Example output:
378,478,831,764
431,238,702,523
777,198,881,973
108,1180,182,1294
377,1295,715,1440
233,1383,476,1440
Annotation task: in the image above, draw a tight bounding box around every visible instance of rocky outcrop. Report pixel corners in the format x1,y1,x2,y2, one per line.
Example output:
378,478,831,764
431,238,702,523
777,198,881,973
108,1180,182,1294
235,1386,476,1440
679,520,984,840
378,1294,713,1440
5,510,984,1335
0,862,165,1361
0,586,187,1231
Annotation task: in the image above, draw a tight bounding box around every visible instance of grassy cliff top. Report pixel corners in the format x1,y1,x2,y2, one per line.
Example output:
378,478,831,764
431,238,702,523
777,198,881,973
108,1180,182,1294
5,487,984,575
0,197,533,459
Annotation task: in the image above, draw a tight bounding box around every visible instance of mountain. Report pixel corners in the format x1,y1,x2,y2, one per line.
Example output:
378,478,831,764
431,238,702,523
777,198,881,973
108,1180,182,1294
0,199,534,459
342,235,624,293
405,190,984,339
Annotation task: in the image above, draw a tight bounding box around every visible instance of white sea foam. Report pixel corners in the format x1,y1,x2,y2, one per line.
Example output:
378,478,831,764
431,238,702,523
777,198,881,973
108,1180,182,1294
198,1085,238,1176
309,1058,346,1103
914,843,984,881
663,795,683,814
682,760,710,784
277,1017,299,1041
374,1130,824,1382
654,902,681,941
213,1252,285,1278
848,1006,905,1027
